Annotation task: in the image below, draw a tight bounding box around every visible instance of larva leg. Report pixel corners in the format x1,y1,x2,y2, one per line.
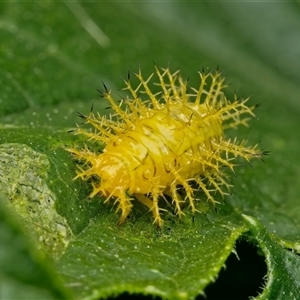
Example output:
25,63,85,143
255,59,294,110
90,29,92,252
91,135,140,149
135,193,153,210
135,193,164,227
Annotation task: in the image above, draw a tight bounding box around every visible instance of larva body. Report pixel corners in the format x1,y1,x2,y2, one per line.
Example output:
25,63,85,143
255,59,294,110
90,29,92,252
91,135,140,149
69,66,263,226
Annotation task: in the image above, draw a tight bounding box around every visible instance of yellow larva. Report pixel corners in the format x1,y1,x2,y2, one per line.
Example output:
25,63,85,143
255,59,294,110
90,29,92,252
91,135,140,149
68,65,264,227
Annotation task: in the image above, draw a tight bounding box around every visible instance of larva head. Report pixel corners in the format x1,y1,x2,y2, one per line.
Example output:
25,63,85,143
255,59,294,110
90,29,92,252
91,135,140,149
94,154,130,198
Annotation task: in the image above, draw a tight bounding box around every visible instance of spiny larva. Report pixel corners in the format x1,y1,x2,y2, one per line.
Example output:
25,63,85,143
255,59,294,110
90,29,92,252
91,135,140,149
67,65,265,227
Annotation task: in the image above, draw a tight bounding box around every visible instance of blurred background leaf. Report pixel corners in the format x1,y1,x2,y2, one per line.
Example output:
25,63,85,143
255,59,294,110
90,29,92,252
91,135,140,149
1,1,300,300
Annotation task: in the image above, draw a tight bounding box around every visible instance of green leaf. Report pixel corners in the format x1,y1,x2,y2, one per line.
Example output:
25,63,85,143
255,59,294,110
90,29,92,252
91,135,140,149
1,2,300,300
58,203,247,299
0,193,70,300
243,215,300,300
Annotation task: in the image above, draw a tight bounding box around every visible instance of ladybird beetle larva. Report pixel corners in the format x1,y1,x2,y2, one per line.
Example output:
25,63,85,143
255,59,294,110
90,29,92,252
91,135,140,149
67,65,265,227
